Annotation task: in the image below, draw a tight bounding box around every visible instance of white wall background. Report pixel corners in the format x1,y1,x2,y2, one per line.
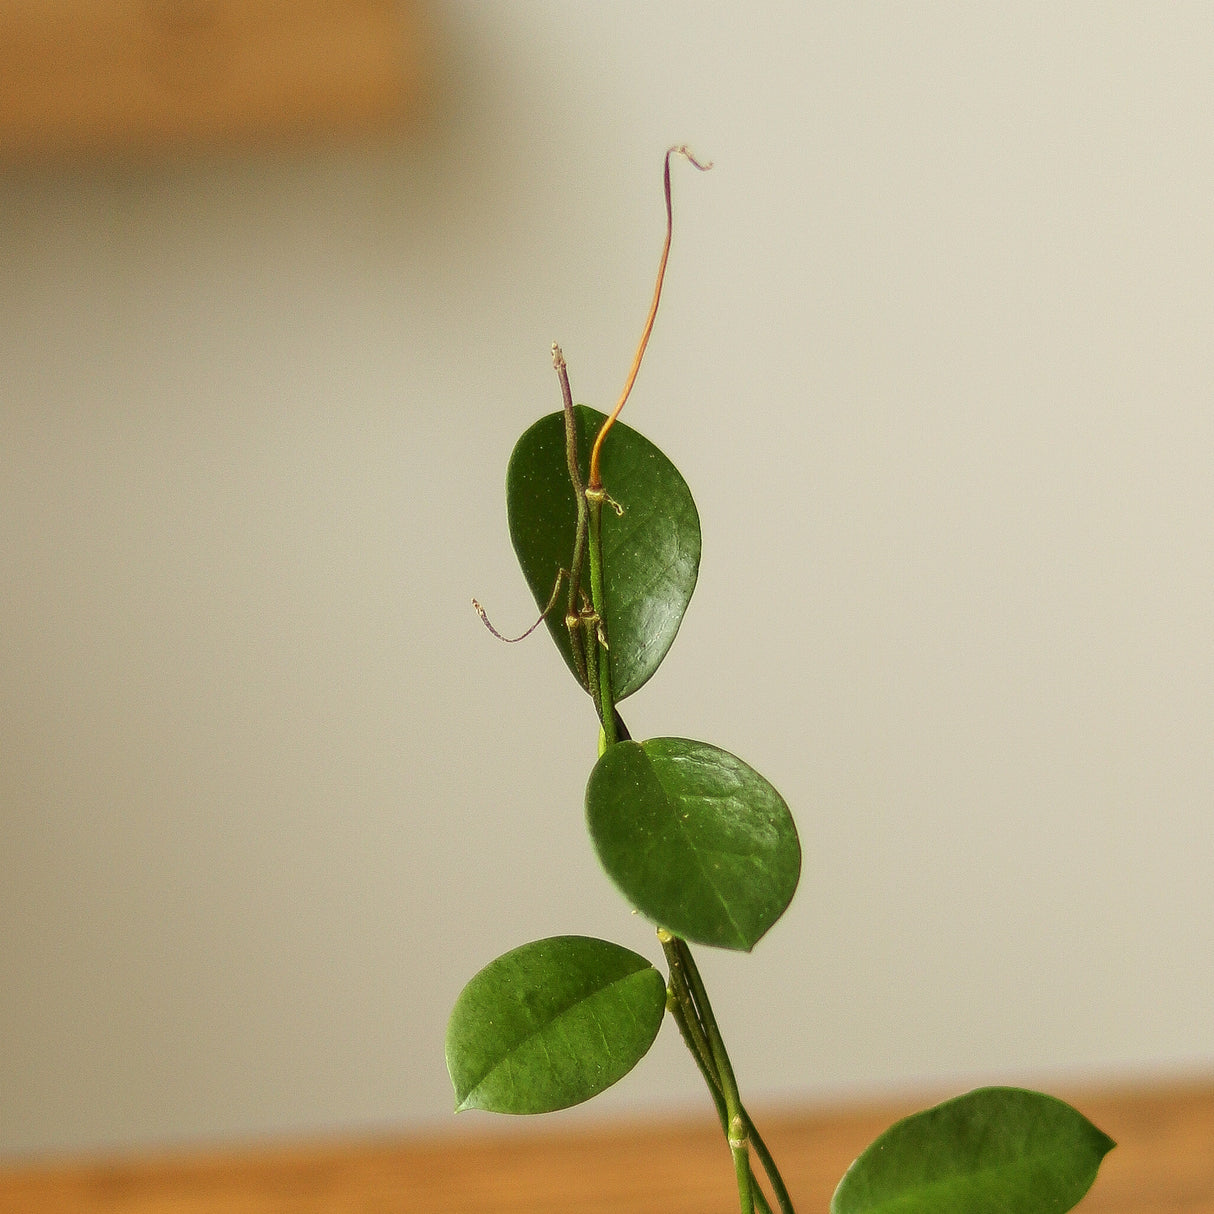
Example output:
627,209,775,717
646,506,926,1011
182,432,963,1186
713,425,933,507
2,3,1212,1161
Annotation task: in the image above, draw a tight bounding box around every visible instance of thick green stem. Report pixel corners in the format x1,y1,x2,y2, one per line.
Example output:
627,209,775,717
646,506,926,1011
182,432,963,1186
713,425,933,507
585,486,617,744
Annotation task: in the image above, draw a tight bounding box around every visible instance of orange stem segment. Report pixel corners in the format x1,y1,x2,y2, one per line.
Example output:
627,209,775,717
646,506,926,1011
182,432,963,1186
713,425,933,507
587,145,711,491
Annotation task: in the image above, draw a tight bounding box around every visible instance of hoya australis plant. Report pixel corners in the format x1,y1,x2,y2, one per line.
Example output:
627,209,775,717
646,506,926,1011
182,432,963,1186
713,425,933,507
445,147,1115,1214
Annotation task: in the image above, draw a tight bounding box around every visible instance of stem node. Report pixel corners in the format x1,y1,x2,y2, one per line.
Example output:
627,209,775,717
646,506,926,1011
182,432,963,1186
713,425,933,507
728,1114,749,1152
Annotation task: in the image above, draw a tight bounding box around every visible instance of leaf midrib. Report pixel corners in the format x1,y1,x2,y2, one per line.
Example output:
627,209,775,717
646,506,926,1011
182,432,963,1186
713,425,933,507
458,968,651,1110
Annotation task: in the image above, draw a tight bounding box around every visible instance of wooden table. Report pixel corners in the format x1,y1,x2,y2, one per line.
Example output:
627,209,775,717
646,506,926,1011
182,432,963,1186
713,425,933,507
3,1080,1212,1213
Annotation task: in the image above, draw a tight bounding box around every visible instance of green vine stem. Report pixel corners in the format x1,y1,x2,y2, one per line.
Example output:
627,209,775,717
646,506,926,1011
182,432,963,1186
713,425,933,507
659,931,724,1113
585,485,617,744
577,146,794,1214
587,490,778,1211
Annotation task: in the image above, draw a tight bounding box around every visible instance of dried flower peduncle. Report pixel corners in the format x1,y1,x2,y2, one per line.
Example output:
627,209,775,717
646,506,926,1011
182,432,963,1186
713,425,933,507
472,567,565,643
587,145,712,491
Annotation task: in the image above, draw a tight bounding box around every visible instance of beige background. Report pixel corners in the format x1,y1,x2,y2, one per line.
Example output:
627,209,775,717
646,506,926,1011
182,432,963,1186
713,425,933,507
2,3,1212,1160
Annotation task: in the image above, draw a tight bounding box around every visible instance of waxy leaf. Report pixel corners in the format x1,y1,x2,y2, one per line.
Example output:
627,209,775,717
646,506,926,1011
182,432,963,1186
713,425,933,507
831,1087,1115,1214
586,738,800,951
445,935,666,1115
506,406,700,700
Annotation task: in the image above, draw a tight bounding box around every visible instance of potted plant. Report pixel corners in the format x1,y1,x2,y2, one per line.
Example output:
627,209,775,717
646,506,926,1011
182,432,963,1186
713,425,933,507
445,147,1114,1214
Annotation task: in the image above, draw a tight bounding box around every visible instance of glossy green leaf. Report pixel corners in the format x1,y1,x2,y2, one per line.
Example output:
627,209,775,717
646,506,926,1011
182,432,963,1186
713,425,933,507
586,738,800,951
506,405,700,700
445,935,666,1115
831,1087,1116,1214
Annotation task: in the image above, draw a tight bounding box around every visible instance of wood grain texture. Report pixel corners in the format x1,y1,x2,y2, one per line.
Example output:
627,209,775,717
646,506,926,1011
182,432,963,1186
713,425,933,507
0,1,427,158
2,1080,1212,1213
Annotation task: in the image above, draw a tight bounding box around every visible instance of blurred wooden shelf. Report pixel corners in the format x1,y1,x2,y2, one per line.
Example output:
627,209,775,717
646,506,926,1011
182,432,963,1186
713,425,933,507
2,1079,1212,1213
0,1,428,158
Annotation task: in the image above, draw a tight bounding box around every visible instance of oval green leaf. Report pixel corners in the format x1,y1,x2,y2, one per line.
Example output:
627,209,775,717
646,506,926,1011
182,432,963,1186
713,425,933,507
506,405,700,700
831,1087,1116,1214
586,738,801,951
445,935,666,1115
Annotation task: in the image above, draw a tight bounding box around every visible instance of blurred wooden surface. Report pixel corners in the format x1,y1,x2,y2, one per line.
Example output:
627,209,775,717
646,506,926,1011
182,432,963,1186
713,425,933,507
2,1080,1212,1212
0,1,427,158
